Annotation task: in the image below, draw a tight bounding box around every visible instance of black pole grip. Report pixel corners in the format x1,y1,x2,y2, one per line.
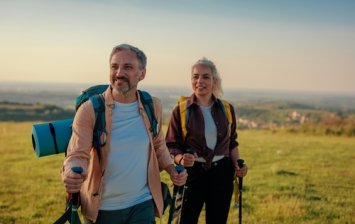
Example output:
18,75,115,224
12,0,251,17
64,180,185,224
237,159,244,168
237,159,244,190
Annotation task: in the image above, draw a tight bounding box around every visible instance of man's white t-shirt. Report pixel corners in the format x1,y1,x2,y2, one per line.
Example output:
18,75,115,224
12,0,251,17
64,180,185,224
100,101,152,210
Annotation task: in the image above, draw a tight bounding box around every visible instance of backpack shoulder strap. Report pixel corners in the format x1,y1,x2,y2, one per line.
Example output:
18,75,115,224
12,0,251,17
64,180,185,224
178,97,232,142
75,84,109,111
138,90,158,137
177,96,190,141
217,99,233,125
90,94,105,113
89,94,106,162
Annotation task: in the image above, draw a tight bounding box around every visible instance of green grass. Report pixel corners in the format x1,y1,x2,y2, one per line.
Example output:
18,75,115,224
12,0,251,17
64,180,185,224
0,122,354,223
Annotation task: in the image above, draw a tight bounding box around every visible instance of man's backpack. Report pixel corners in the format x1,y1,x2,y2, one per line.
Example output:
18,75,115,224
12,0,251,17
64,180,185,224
177,96,233,140
32,85,159,158
74,84,159,161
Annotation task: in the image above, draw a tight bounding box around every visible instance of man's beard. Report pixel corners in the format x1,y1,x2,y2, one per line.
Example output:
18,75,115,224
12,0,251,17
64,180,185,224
112,77,138,96
117,82,137,96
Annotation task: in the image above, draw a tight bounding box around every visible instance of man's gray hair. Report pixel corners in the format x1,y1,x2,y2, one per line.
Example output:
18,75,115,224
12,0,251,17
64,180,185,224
110,44,147,69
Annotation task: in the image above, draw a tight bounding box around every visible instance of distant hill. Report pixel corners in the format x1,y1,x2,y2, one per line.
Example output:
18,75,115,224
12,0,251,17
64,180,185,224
0,101,74,121
1,82,355,136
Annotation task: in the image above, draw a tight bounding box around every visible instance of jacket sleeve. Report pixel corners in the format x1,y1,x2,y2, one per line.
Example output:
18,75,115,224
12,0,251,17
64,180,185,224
165,104,185,156
63,101,95,174
152,97,174,170
229,103,239,150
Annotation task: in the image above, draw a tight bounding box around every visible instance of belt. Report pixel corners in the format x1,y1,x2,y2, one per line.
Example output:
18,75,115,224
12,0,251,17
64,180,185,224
195,155,225,163
195,156,228,168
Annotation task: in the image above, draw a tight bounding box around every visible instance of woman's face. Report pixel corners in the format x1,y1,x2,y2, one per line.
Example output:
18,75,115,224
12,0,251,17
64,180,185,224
191,64,215,98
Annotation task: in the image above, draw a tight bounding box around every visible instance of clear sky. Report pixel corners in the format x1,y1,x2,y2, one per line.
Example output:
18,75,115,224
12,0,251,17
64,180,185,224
1,0,354,94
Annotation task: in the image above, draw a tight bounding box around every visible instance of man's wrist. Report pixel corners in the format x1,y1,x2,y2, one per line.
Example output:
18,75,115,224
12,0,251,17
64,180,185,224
166,164,176,175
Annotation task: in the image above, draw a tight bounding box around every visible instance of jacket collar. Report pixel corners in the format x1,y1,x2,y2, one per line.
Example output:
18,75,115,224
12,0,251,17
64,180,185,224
187,93,218,108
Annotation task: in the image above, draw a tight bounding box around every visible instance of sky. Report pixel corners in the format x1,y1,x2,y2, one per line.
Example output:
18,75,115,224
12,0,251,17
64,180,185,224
0,0,354,94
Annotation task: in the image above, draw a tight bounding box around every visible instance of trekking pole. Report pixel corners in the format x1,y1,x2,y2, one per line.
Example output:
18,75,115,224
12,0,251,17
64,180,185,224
53,167,83,224
237,159,244,224
174,149,195,224
71,166,83,224
168,165,184,224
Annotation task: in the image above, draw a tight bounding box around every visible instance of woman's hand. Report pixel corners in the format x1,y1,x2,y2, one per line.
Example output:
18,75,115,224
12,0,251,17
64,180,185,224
176,153,197,167
235,163,248,177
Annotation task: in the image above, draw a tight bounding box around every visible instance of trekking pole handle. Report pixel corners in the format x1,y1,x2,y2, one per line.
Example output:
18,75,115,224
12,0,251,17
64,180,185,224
185,148,195,155
70,167,83,224
71,166,83,205
175,164,184,173
71,166,83,174
236,159,244,190
237,159,244,168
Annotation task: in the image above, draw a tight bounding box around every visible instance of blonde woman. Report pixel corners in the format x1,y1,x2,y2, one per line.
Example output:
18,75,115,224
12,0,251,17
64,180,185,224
166,58,248,224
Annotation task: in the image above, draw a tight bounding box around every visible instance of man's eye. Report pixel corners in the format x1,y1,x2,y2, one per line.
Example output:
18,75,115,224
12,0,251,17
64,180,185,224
125,66,133,70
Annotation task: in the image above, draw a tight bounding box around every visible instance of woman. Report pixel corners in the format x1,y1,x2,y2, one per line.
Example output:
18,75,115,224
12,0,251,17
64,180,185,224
166,57,248,224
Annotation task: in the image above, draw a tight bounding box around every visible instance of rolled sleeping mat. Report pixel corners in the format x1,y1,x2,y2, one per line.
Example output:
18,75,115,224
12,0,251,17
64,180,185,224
32,118,73,157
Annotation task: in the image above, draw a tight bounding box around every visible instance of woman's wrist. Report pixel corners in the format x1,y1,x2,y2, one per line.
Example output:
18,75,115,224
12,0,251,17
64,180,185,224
175,154,183,165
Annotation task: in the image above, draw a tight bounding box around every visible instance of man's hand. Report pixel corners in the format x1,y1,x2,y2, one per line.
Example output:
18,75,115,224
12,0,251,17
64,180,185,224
166,164,188,186
62,167,86,193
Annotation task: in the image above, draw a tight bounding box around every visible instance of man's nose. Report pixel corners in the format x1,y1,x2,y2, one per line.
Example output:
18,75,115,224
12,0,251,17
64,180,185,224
197,76,203,82
115,67,124,76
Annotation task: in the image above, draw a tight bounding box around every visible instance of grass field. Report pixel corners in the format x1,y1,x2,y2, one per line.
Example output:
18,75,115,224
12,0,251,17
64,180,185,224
0,122,354,223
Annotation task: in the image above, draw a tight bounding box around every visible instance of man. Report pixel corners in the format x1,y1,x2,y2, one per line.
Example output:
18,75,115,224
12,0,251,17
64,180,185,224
62,44,187,223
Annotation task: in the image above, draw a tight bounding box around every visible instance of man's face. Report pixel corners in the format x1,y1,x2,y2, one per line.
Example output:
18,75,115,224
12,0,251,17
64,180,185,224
110,50,145,95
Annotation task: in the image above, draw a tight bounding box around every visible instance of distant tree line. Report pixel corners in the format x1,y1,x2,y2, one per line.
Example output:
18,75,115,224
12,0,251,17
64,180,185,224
233,100,355,137
2,100,355,137
0,101,74,121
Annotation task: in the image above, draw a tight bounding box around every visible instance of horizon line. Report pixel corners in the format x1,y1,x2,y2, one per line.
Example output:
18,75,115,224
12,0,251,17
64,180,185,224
1,80,355,96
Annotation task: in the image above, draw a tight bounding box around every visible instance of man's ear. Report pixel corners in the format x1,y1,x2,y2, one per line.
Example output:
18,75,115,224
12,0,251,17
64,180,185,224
139,69,146,81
